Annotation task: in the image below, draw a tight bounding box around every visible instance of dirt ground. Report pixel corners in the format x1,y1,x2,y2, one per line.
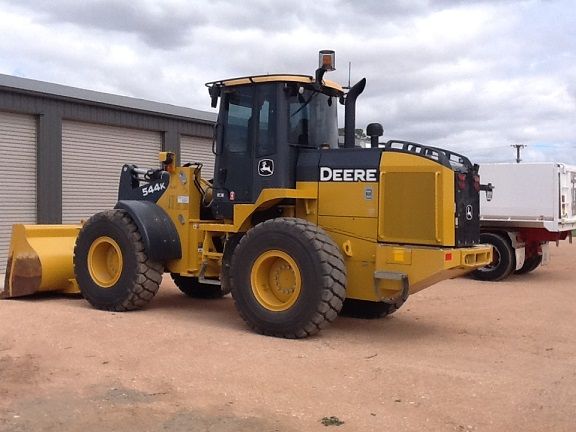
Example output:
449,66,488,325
0,244,575,432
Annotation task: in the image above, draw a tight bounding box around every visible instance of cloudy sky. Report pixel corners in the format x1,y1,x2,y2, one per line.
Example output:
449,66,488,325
0,0,574,164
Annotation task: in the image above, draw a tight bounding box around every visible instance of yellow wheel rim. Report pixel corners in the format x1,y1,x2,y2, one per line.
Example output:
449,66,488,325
88,236,123,288
251,250,302,312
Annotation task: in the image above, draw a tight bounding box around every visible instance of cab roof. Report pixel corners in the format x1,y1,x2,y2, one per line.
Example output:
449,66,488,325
206,74,344,95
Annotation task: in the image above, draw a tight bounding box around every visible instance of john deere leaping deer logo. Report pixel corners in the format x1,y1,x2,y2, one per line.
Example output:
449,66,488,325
466,204,473,221
258,159,274,177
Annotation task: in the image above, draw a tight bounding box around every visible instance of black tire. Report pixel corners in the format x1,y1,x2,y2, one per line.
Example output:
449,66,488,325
170,233,242,299
514,254,542,274
170,274,227,299
340,298,406,319
471,232,515,281
229,218,346,338
74,209,163,311
220,233,243,296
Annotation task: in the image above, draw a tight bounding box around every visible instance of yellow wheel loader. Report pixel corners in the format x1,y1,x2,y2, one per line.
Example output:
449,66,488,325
2,51,492,338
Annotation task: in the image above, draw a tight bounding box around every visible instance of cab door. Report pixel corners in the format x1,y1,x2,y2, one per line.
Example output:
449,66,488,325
212,84,278,219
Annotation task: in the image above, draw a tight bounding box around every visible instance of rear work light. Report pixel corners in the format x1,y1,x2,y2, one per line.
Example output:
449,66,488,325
473,175,480,192
457,173,467,190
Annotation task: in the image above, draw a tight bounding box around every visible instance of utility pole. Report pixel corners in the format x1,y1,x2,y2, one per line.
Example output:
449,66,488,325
511,144,527,163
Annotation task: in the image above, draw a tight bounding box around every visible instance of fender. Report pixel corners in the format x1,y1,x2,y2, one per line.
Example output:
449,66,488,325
115,200,182,262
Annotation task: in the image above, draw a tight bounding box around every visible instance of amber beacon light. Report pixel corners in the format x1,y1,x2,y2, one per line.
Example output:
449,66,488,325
319,50,335,71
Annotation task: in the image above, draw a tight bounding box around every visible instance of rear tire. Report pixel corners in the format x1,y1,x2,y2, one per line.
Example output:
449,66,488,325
471,232,515,281
230,218,346,338
340,298,406,319
171,274,226,298
74,209,163,311
514,254,542,274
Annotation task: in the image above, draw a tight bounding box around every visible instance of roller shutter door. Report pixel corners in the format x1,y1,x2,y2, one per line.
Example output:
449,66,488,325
62,121,161,223
0,112,37,275
180,135,215,180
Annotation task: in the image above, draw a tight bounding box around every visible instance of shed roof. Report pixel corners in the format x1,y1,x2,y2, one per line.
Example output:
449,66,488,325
0,73,217,123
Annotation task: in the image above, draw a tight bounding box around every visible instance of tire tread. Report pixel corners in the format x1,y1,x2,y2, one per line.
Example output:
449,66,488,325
230,217,346,338
74,209,162,311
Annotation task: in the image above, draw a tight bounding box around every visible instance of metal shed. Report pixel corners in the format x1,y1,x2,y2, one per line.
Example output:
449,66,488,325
0,73,216,274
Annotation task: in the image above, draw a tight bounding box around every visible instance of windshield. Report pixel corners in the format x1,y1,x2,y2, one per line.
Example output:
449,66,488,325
287,87,338,149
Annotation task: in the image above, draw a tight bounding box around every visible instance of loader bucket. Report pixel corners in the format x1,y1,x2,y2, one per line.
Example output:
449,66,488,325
2,224,81,298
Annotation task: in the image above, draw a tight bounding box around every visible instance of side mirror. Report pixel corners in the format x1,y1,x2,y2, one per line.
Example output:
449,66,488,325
208,86,221,108
480,183,494,201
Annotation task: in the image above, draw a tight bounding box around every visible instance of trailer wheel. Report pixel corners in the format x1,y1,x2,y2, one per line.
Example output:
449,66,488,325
471,232,515,281
170,274,226,298
340,298,406,319
229,218,346,338
74,209,163,311
514,254,542,274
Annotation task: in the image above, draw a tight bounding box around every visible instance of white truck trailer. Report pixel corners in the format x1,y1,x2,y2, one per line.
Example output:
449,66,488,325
473,162,575,281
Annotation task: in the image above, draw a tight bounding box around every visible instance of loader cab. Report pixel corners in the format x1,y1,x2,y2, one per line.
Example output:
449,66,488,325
207,76,343,220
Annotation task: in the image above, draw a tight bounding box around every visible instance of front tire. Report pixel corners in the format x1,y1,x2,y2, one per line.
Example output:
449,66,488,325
74,209,163,311
471,232,515,281
230,218,346,338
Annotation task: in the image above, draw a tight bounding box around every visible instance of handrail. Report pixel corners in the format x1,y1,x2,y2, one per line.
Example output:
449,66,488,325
382,140,473,171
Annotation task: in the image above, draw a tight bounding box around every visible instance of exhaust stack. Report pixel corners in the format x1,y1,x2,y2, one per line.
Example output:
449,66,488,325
344,78,366,148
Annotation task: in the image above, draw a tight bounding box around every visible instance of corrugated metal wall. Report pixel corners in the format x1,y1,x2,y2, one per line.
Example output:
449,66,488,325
180,135,215,180
0,112,37,275
61,121,161,223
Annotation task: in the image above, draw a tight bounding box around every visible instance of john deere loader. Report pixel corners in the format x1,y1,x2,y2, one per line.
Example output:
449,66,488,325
2,51,492,338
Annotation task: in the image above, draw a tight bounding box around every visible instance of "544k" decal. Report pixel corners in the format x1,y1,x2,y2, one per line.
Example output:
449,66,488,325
141,182,167,197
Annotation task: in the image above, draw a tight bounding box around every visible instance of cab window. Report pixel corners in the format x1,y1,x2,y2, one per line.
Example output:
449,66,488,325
223,86,254,153
256,84,277,157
